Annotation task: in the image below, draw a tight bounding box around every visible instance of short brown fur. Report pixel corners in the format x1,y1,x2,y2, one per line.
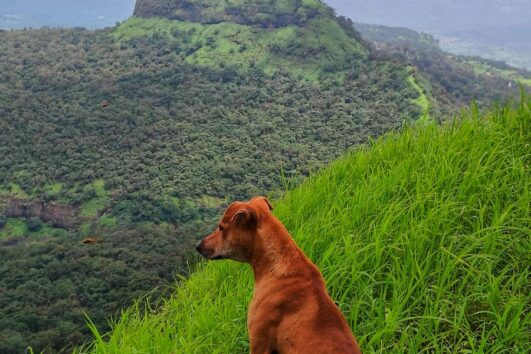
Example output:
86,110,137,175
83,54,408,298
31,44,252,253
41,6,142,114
196,196,362,354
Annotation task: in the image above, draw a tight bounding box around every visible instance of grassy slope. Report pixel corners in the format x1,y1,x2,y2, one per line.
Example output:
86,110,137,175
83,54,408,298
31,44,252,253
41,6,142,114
468,60,531,87
113,16,366,80
0,218,68,238
407,69,431,122
80,179,109,218
78,97,530,353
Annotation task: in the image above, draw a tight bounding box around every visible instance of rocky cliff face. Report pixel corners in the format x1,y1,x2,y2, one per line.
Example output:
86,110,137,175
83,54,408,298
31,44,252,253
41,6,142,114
133,0,331,28
3,199,81,229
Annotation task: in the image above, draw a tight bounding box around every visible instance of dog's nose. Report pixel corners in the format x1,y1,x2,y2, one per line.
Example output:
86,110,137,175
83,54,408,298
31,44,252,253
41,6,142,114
195,242,202,253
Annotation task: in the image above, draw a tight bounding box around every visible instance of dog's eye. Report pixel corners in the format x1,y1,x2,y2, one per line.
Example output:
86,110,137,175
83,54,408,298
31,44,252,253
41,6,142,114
218,225,224,231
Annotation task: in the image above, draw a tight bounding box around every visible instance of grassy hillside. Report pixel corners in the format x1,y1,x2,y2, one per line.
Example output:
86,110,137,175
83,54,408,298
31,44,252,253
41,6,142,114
113,15,366,80
77,97,530,353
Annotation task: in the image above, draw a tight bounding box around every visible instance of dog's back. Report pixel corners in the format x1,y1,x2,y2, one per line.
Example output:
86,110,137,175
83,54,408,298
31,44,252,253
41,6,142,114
247,207,361,354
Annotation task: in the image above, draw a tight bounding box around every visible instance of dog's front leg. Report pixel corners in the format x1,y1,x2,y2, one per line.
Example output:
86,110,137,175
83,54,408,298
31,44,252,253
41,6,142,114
250,343,276,354
249,325,278,354
249,333,276,354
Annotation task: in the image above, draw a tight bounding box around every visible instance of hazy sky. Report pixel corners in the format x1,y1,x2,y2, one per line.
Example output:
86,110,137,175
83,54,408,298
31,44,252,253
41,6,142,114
325,0,531,35
1,0,530,33
0,0,136,29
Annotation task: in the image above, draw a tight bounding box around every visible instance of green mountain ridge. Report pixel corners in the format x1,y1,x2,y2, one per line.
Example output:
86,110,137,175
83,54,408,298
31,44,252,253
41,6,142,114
112,15,366,80
355,22,530,116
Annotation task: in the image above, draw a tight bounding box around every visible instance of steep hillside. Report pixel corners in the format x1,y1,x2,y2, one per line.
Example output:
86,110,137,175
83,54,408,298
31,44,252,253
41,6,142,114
0,2,421,353
77,97,530,353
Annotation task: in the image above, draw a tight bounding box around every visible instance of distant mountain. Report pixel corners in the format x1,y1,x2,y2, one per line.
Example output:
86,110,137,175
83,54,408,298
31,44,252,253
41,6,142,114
437,23,531,70
124,0,369,80
0,0,135,29
326,0,531,70
354,22,531,114
2,0,529,69
327,0,531,34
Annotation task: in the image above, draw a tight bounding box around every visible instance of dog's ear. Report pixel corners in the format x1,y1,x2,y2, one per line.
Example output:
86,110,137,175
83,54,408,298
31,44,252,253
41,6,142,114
230,206,259,228
250,196,273,212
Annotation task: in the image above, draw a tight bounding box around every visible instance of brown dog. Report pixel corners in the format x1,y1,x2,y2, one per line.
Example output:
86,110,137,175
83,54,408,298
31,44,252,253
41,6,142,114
196,196,362,354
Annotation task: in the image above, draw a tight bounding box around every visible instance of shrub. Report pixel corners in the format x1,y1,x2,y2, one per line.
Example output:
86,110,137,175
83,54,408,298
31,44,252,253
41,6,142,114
26,217,43,232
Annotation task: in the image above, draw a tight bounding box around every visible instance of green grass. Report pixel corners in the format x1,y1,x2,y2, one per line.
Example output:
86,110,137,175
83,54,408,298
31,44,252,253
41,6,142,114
98,215,118,228
80,221,93,236
80,179,109,218
469,60,531,87
407,68,431,122
113,16,366,80
0,218,68,238
7,182,29,198
93,179,106,197
199,195,227,209
80,199,107,218
43,182,63,197
76,96,530,353
0,218,27,237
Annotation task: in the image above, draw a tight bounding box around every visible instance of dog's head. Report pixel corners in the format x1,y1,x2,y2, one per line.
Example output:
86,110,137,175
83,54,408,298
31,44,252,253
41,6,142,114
195,196,273,262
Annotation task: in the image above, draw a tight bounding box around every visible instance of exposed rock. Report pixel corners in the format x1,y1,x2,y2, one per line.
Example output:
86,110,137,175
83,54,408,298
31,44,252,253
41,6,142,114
2,199,81,229
133,0,330,28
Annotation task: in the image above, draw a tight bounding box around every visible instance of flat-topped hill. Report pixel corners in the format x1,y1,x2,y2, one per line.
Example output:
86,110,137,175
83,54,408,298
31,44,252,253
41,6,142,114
119,0,368,80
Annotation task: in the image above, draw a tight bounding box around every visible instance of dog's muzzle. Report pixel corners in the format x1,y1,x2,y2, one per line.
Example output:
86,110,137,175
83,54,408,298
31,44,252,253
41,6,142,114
195,241,227,260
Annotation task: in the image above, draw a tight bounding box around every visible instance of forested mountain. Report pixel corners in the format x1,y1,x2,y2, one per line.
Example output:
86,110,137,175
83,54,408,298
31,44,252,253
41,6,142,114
0,1,526,353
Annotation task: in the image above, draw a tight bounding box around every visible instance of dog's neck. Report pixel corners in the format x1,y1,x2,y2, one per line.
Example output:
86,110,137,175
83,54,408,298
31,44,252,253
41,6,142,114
249,218,310,283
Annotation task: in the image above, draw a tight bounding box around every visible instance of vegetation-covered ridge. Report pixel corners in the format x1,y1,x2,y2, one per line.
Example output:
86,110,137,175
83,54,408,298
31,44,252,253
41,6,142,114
77,96,530,353
126,0,368,79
